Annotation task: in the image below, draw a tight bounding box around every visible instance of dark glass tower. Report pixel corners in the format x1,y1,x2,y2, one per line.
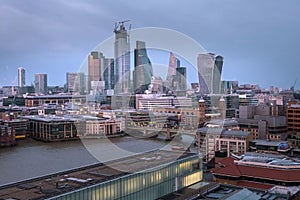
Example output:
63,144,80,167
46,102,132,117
133,41,153,94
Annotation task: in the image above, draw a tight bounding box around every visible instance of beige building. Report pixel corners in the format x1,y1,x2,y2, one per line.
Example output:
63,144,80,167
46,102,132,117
196,127,252,163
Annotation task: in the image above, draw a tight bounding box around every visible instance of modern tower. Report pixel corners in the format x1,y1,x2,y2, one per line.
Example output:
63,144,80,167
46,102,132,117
166,52,180,92
18,67,25,87
66,72,85,94
114,21,130,94
197,53,223,94
34,74,47,95
133,40,153,94
88,51,105,92
103,58,114,90
175,67,187,92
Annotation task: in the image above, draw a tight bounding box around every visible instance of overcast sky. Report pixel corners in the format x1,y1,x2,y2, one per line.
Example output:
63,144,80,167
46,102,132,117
0,0,299,89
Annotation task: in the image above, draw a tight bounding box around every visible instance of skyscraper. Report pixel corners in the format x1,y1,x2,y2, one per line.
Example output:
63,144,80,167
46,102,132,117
166,52,180,92
175,67,187,92
114,21,130,94
88,51,104,93
66,72,85,94
18,67,25,87
197,53,223,94
103,58,114,90
133,40,153,94
34,74,47,95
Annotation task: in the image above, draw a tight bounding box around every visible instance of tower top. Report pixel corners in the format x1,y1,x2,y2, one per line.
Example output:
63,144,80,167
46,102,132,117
114,20,131,33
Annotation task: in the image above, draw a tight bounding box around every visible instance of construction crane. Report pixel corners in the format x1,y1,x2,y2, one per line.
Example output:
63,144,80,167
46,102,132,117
291,78,298,91
114,20,131,33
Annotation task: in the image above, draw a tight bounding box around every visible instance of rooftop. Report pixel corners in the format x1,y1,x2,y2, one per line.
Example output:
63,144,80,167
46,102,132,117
0,150,196,200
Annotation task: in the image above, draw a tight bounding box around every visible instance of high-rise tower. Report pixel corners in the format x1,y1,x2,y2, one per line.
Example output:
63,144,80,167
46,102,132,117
166,52,180,92
133,40,153,94
66,72,85,94
18,67,25,87
114,21,130,94
34,74,47,95
88,51,105,93
197,53,223,94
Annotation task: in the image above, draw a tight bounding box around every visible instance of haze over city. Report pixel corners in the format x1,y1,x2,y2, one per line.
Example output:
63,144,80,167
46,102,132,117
1,0,300,89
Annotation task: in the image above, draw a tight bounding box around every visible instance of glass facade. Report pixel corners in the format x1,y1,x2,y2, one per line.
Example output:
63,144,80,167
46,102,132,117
48,154,202,200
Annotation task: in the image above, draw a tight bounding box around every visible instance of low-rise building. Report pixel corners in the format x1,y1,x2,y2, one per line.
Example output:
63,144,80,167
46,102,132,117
0,123,16,147
196,127,252,163
212,153,300,189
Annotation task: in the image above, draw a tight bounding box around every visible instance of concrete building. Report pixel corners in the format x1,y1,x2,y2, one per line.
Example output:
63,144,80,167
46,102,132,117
66,72,85,94
77,115,125,138
24,94,86,107
114,21,130,94
237,102,287,140
133,40,153,94
34,74,47,95
136,94,193,110
18,67,25,87
197,53,223,94
22,115,79,142
196,127,252,163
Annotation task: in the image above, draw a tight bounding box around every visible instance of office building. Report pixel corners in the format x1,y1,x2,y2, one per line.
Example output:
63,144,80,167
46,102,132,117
103,58,114,90
174,67,187,94
114,22,130,94
197,53,223,94
286,101,300,133
88,51,105,93
133,40,153,94
196,128,252,163
34,74,47,95
18,67,25,87
66,72,85,94
166,52,180,92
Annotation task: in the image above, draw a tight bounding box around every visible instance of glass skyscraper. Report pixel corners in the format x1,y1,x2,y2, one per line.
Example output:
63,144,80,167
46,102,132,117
197,53,223,94
133,40,153,94
114,22,130,94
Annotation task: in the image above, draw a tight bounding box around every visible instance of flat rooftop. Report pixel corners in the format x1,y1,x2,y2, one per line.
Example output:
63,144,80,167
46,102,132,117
0,149,196,200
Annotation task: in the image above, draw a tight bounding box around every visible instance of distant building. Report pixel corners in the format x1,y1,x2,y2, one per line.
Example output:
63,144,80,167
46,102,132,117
24,94,86,107
18,67,25,87
237,102,287,140
114,22,130,94
174,67,187,95
0,122,16,147
34,74,47,95
133,40,153,94
66,72,85,94
103,58,114,90
136,94,193,110
88,51,104,93
197,53,223,94
166,52,180,92
221,80,238,94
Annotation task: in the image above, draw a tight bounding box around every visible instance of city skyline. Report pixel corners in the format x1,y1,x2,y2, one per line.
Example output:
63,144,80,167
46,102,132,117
0,0,300,90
